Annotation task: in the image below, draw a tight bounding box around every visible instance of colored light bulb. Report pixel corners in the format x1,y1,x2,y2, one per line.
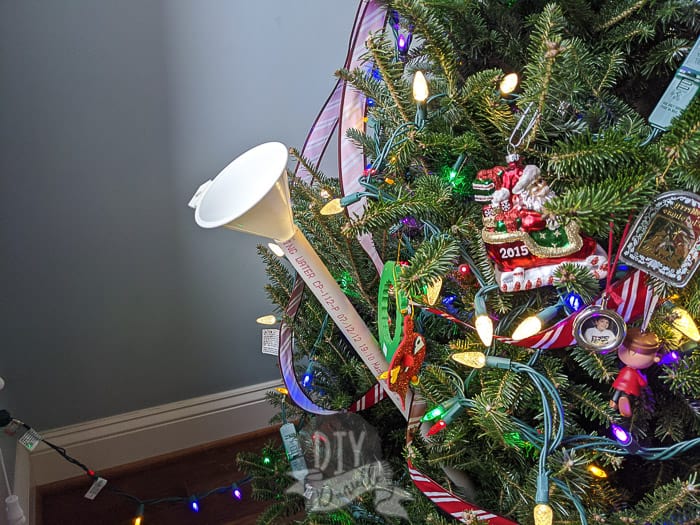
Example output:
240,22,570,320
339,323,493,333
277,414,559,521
422,397,458,422
587,465,607,478
458,263,470,275
302,372,313,387
658,350,680,366
423,406,445,422
263,456,271,465
190,498,199,512
232,486,242,500
611,424,632,446
427,420,447,436
398,34,407,51
564,292,583,312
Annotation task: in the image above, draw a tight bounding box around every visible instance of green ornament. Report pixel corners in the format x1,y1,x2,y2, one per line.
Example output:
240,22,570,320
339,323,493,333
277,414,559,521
377,261,409,361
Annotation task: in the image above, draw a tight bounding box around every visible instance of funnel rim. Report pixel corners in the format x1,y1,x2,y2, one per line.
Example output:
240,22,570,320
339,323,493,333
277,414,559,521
194,141,289,229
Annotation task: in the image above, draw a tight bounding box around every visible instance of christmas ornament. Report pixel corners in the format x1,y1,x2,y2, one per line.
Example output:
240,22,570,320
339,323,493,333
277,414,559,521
473,157,607,292
620,191,700,286
385,315,426,406
377,261,410,361
573,303,627,352
610,327,661,417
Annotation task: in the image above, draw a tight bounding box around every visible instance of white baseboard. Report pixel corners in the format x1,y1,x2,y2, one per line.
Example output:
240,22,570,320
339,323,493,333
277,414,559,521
13,379,281,525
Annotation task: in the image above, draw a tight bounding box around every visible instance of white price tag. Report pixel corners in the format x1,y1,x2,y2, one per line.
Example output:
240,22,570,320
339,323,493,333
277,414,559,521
261,328,280,356
18,429,41,451
84,477,107,500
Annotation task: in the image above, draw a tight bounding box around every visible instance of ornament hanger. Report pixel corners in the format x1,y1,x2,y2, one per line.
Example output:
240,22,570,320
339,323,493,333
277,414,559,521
507,102,540,155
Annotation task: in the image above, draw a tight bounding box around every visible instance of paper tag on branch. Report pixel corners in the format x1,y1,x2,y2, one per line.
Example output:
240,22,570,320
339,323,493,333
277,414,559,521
262,329,280,356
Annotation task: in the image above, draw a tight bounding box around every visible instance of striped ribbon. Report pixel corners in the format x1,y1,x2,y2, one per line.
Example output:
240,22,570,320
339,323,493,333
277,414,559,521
292,0,385,272
406,463,518,524
279,276,337,415
337,0,386,273
279,274,388,415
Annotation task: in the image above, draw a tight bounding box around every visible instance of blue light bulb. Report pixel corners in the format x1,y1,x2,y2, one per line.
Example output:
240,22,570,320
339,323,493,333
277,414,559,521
565,292,584,312
302,372,313,387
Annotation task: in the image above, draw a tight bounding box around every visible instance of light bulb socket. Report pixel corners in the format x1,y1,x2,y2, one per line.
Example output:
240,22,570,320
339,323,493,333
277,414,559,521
441,402,465,425
537,304,563,323
484,356,512,370
339,192,365,208
535,472,550,504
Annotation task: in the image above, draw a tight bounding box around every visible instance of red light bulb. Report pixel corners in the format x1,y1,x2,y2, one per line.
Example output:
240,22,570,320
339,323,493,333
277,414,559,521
427,420,447,436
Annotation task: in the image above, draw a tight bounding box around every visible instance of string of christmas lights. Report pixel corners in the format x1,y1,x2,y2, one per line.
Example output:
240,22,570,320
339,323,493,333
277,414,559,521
0,409,253,524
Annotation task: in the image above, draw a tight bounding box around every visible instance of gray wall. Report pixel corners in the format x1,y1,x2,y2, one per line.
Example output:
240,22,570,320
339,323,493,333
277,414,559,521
0,0,357,480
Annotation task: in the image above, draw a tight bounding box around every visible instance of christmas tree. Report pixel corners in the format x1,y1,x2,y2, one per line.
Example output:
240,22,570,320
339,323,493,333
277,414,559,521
235,1,700,524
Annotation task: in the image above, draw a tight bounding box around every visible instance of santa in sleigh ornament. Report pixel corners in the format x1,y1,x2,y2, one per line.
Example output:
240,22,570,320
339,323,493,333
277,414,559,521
473,154,608,292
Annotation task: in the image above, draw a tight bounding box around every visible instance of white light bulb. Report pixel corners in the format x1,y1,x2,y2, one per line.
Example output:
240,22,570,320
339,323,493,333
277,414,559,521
475,315,493,347
412,71,429,102
499,73,519,95
511,316,542,340
267,242,285,257
256,315,279,325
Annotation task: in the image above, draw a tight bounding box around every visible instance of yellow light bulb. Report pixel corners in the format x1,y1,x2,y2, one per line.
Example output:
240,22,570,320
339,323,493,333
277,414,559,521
499,73,519,95
256,315,279,325
511,316,542,340
587,464,607,478
475,314,494,347
451,352,487,369
412,71,429,102
276,387,289,395
134,518,142,525
533,503,553,525
670,306,700,341
423,278,443,305
267,242,285,257
320,198,344,215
